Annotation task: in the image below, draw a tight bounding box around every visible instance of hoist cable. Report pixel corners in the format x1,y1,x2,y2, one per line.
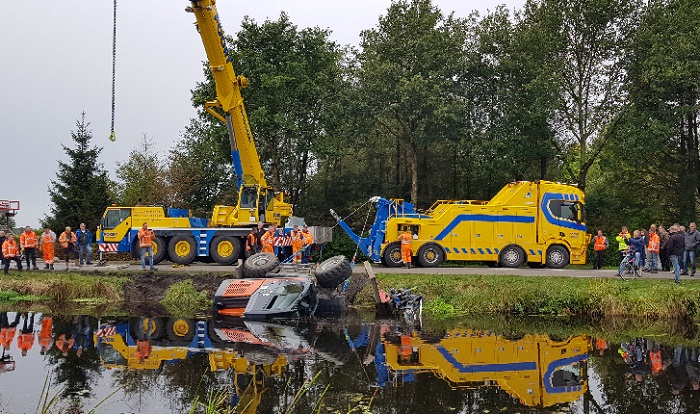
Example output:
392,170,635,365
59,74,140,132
109,0,117,142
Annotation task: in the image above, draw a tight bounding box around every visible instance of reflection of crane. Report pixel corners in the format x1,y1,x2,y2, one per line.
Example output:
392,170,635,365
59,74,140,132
379,329,592,408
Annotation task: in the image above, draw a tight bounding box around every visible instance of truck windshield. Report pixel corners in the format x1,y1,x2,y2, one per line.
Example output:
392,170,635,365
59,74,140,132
103,209,131,229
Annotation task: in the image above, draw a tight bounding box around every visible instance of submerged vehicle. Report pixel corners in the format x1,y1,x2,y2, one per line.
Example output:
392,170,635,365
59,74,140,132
212,253,351,318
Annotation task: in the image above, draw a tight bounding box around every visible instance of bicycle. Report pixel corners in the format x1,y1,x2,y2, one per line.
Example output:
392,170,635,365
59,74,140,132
618,249,642,280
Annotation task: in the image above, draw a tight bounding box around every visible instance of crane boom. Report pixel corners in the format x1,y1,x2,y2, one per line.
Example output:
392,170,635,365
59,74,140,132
188,0,266,188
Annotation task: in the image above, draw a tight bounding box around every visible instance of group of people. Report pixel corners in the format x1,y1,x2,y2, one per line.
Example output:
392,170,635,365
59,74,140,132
592,222,700,283
245,222,315,263
0,224,93,274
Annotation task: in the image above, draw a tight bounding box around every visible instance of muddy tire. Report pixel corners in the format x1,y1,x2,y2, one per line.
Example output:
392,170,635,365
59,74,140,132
166,318,195,342
211,236,241,265
315,255,351,289
417,243,444,267
242,253,279,278
499,245,525,268
133,317,165,340
382,242,403,268
546,245,570,269
168,235,197,265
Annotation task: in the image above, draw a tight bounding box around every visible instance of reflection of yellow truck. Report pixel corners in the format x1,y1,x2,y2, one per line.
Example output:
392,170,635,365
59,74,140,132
381,330,591,408
334,180,590,268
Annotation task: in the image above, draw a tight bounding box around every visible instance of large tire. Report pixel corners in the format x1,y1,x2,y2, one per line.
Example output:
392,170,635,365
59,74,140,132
546,245,570,269
211,236,241,265
417,243,444,268
152,236,167,264
315,255,351,289
499,245,526,268
166,318,195,342
242,253,279,278
382,242,403,268
168,235,197,265
133,317,165,340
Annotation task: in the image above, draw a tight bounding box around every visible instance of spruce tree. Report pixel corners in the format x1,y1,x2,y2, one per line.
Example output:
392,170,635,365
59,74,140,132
43,113,114,232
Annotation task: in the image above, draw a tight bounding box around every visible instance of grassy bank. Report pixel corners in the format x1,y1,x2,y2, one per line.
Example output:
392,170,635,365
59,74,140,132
0,272,127,304
354,273,700,319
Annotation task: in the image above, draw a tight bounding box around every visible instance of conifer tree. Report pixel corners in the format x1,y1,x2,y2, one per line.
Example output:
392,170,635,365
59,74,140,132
43,113,114,232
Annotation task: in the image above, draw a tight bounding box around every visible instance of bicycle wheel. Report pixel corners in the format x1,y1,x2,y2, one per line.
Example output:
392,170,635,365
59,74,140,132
634,266,643,277
624,263,633,277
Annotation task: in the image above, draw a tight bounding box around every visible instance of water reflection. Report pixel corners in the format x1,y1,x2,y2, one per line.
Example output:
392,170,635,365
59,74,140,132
1,312,700,412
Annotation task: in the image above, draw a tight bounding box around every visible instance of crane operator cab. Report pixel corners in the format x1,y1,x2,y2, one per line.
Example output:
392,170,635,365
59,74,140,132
239,185,273,223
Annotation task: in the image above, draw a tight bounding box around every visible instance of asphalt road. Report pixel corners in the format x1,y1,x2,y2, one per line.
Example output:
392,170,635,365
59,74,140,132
42,259,689,281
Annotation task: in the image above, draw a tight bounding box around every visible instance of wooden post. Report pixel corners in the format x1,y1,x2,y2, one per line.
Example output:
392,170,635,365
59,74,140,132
364,261,392,315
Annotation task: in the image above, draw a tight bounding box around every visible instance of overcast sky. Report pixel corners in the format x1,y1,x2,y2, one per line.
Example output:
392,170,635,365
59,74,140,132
1,0,525,229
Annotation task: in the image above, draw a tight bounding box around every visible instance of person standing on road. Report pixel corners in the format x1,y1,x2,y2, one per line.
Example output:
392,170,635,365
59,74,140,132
137,222,156,271
398,228,413,269
2,234,22,274
647,224,660,274
58,227,78,270
616,226,631,263
255,221,265,253
667,225,685,284
75,223,92,267
302,225,314,264
659,225,671,272
592,230,609,270
682,222,700,276
260,224,276,254
290,225,304,264
39,227,56,270
19,226,38,270
245,227,258,259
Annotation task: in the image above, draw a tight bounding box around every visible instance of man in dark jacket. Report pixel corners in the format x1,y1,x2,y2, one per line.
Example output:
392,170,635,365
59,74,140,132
0,231,5,268
667,225,686,284
659,225,671,271
682,222,700,276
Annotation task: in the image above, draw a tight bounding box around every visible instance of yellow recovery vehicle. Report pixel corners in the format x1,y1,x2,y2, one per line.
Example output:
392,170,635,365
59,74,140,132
379,329,591,408
97,0,329,265
332,180,590,268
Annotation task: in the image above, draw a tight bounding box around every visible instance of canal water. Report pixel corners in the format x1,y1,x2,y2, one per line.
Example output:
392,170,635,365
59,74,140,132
0,311,698,413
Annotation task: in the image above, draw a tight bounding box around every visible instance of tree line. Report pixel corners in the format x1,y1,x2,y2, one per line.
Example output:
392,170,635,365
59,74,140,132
45,0,700,247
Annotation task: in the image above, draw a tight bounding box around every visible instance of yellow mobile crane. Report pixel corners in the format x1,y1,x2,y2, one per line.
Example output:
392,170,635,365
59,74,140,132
96,1,321,265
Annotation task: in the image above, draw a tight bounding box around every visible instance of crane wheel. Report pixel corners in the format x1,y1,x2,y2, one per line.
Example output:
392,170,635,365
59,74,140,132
168,235,197,265
211,236,241,265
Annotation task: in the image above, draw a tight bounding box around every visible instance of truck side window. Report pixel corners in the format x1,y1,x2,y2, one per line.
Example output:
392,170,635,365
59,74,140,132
241,188,257,209
103,209,131,229
549,200,583,222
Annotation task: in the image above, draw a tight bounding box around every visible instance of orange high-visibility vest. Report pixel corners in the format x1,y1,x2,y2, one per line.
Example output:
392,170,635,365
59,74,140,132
138,229,154,248
39,317,53,350
41,231,56,245
302,231,313,246
398,232,411,245
260,231,275,253
594,236,607,251
246,233,257,251
648,232,660,253
58,232,76,248
649,349,662,373
20,231,38,248
2,240,19,258
17,332,34,352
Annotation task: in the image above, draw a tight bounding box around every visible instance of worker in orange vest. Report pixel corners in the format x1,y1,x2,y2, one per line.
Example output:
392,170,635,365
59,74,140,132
398,228,413,268
38,315,53,355
2,234,22,274
137,222,156,271
16,313,35,357
19,226,39,270
260,224,277,254
39,228,57,271
290,225,304,264
245,227,259,259
135,317,152,363
592,230,609,270
301,225,314,263
647,224,660,274
58,227,78,270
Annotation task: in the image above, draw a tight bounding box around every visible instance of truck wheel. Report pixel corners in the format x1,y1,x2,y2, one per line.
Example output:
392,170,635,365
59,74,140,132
152,236,167,264
211,236,241,265
242,253,279,278
315,255,351,289
417,243,444,267
168,235,197,265
166,318,195,342
382,242,403,268
499,245,525,268
546,245,570,269
134,317,165,340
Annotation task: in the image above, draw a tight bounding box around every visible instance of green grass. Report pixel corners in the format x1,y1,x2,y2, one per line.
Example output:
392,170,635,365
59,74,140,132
353,273,700,319
161,279,210,317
